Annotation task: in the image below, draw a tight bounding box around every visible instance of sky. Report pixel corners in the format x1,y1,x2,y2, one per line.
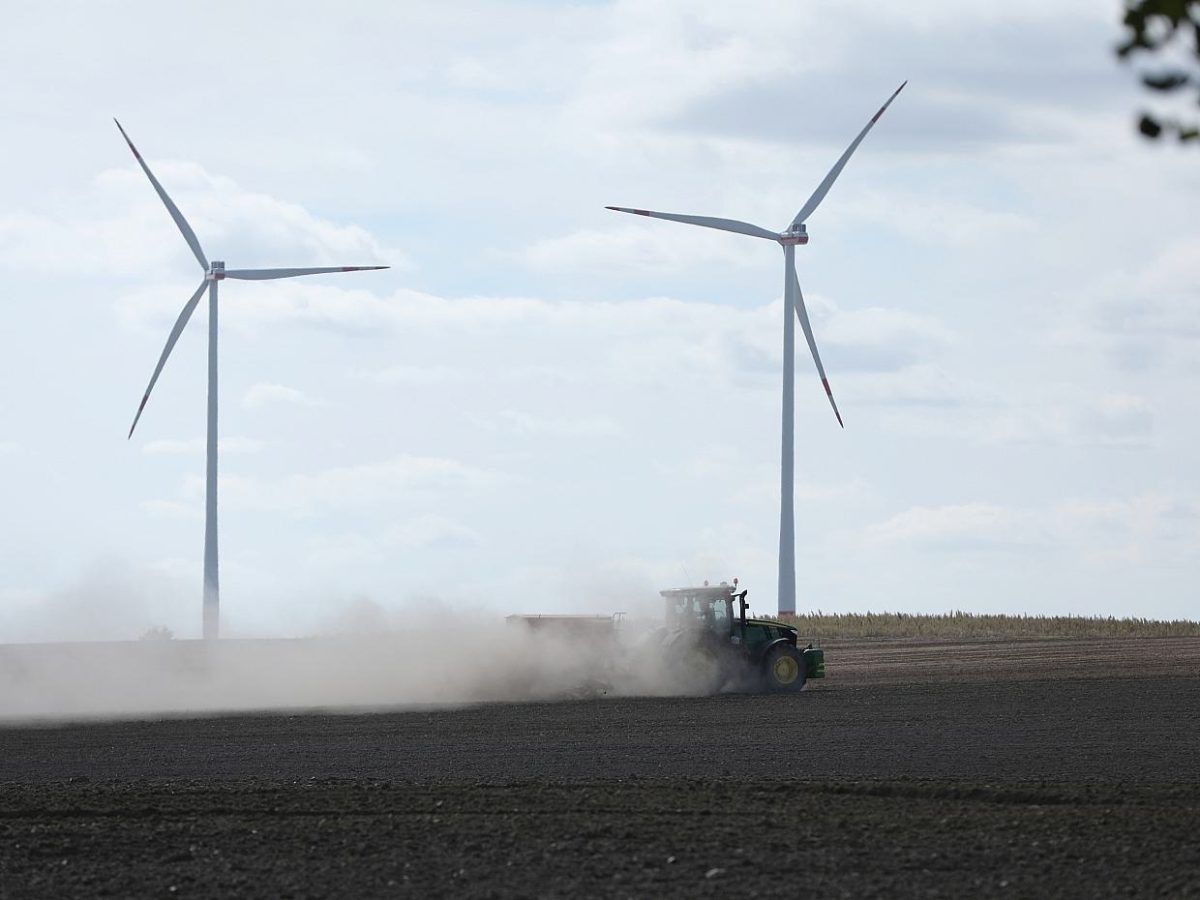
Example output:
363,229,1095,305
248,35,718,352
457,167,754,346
1,0,1198,640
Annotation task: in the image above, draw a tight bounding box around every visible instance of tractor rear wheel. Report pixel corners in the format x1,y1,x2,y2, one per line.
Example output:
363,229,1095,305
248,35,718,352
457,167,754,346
762,645,806,693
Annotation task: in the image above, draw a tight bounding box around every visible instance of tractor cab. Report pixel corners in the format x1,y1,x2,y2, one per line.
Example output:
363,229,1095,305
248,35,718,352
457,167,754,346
661,583,739,635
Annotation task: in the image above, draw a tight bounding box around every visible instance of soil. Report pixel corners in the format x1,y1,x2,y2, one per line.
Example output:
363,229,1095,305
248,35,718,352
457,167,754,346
2,637,1198,898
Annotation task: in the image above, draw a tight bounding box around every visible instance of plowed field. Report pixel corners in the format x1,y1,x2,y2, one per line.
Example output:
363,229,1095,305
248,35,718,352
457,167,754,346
2,637,1198,897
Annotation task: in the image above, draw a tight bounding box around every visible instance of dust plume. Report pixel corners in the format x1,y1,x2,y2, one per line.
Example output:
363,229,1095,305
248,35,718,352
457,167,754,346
0,607,710,722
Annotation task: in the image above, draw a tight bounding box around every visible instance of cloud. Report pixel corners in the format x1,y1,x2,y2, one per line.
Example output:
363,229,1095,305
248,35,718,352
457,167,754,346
1074,393,1154,448
142,436,264,455
567,2,807,131
445,56,507,92
836,188,1037,249
666,79,1034,151
867,503,1034,551
819,302,956,372
873,384,1157,449
842,364,975,408
144,283,953,392
1054,495,1198,563
178,454,505,515
241,383,323,410
868,493,1200,563
517,223,763,275
354,365,468,386
1082,235,1200,370
1048,230,1200,376
653,3,1119,152
0,558,192,643
307,516,482,566
665,444,745,482
979,392,1155,449
140,498,201,520
661,444,873,510
480,410,624,439
0,161,399,279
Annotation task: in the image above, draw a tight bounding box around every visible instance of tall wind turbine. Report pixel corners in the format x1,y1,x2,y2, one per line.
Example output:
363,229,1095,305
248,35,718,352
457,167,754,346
607,82,905,615
116,120,387,639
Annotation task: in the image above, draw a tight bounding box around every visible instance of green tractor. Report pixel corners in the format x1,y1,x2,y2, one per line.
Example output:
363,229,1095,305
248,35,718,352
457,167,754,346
659,581,824,693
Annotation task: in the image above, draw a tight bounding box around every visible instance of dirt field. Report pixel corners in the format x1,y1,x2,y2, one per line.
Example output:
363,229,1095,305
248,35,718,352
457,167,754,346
2,637,1198,897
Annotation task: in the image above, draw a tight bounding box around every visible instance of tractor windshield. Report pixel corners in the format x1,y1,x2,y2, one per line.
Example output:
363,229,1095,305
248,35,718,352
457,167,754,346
660,586,738,635
710,598,730,634
684,596,731,635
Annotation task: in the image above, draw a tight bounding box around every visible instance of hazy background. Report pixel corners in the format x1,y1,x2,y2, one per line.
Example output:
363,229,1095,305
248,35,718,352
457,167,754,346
2,0,1197,640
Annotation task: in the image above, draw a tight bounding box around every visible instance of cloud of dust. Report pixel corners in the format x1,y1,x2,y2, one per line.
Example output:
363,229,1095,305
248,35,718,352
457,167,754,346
0,558,193,644
0,601,714,722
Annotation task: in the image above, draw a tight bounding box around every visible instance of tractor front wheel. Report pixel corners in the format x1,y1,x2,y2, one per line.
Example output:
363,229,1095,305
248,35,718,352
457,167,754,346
762,645,807,693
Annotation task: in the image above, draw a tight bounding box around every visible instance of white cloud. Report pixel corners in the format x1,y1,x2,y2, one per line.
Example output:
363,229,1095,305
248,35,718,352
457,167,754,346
0,558,193,643
867,503,1034,550
1076,235,1200,371
1074,393,1154,447
140,498,201,520
517,224,763,275
307,516,481,566
355,365,468,386
875,387,1158,450
820,302,957,372
241,383,323,410
842,364,976,408
177,455,505,515
0,162,399,279
445,56,506,92
135,284,953,393
142,436,265,455
868,494,1200,564
661,444,873,510
838,188,1037,248
568,2,807,131
481,410,624,438
1054,494,1198,563
979,392,1155,449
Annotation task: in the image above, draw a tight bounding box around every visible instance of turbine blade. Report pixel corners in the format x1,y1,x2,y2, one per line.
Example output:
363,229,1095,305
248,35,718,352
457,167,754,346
605,207,778,241
223,266,389,281
791,260,843,428
128,280,208,439
790,81,907,228
114,120,208,271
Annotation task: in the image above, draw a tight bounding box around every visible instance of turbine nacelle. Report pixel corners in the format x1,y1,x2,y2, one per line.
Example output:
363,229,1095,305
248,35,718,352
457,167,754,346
778,224,809,246
207,261,226,281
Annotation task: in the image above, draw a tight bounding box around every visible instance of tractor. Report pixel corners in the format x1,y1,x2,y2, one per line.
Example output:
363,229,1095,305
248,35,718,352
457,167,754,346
658,581,824,693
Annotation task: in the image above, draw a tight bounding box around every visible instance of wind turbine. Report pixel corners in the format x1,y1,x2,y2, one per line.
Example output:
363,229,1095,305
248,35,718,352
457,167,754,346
607,82,905,615
115,120,387,639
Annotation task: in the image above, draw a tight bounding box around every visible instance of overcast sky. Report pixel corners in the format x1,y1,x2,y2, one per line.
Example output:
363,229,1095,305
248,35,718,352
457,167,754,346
2,0,1198,639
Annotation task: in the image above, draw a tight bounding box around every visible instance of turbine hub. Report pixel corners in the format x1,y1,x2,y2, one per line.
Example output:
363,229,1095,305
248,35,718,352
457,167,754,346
207,261,226,281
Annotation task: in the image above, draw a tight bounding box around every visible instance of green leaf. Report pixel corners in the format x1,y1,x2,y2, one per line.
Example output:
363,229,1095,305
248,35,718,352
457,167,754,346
1139,114,1165,137
1142,71,1191,89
